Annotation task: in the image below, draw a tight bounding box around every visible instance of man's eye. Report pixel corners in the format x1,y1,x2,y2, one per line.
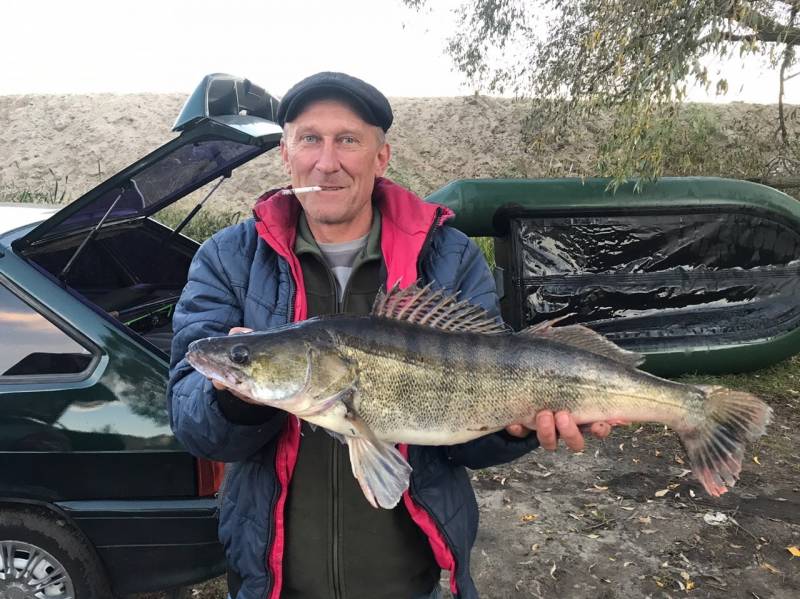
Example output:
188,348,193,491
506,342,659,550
340,136,357,144
301,135,318,143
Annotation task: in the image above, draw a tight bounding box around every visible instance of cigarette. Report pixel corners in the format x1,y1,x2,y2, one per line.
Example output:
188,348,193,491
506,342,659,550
281,186,322,195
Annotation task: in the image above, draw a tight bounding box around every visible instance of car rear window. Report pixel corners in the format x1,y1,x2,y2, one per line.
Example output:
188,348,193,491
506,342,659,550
0,282,93,378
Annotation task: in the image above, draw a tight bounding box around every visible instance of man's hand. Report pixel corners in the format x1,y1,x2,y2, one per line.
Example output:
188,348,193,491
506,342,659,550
209,327,263,405
505,411,618,452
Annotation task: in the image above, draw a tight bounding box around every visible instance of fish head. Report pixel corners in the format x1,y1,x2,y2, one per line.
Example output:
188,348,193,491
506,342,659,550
186,329,312,405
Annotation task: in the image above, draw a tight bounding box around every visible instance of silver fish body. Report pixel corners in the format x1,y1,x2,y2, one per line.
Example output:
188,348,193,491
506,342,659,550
187,284,772,508
303,316,696,445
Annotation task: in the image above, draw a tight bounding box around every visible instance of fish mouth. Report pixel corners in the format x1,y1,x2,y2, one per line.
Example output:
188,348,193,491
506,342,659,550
186,350,243,388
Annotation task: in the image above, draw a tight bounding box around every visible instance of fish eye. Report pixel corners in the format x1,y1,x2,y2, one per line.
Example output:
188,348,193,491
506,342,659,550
229,344,250,365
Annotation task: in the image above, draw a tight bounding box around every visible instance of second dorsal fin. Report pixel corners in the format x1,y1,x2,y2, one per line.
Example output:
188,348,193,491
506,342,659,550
371,282,509,335
521,318,644,367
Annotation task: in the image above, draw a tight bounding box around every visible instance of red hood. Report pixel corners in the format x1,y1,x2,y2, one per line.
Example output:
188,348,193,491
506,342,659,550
252,177,454,321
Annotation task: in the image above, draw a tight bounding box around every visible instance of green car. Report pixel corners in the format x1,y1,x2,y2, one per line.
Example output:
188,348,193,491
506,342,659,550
0,74,282,598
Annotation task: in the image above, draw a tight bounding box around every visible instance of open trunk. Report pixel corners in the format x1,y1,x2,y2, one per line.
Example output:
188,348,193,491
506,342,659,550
12,74,283,357
24,219,197,354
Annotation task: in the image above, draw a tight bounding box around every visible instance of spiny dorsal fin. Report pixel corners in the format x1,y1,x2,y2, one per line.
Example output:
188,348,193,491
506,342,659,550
521,319,644,367
372,282,509,335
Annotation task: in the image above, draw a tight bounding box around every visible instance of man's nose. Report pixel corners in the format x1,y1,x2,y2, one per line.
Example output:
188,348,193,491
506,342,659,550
314,140,340,173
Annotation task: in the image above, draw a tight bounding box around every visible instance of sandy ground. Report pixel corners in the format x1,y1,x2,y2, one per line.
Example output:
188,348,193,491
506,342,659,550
134,383,800,599
1,93,794,210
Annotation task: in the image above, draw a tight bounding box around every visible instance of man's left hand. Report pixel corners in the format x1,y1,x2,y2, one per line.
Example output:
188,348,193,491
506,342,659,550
505,411,617,452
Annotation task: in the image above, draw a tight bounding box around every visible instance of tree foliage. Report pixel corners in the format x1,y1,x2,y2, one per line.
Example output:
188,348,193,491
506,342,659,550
403,0,800,187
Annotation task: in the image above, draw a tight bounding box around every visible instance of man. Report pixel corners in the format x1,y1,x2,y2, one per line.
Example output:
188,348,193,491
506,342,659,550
168,72,613,599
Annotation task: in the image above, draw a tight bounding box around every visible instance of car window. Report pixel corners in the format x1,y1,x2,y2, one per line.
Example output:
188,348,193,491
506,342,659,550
0,282,93,378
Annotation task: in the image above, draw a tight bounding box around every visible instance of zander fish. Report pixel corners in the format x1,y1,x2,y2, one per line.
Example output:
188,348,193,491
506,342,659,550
186,284,772,509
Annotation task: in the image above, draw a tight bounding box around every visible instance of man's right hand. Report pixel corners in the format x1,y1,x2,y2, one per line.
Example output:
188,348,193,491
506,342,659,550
209,327,263,405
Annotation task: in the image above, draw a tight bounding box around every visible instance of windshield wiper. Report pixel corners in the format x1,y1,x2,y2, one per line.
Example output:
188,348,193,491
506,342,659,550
165,173,229,243
58,189,125,283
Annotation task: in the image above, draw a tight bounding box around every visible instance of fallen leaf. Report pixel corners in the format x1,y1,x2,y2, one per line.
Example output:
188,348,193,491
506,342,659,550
619,506,635,511
703,512,728,526
550,562,557,579
641,529,658,534
680,571,690,580
586,533,600,539
686,580,696,591
674,455,685,465
761,562,781,574
654,489,669,497
788,546,800,558
753,455,762,465
638,516,652,525
593,484,609,491
730,544,744,549
520,514,537,523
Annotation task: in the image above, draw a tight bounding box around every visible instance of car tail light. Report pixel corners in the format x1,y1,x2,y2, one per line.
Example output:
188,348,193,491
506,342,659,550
196,459,225,496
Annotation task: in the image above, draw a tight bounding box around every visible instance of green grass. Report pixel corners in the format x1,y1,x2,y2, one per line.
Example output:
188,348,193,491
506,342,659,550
153,206,242,242
4,182,242,243
676,353,800,400
473,237,495,268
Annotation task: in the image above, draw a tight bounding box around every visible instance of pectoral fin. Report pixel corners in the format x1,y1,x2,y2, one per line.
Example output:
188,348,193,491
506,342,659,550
346,436,412,509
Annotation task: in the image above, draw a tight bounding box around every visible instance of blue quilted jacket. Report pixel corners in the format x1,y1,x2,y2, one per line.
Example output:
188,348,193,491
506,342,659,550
168,179,540,598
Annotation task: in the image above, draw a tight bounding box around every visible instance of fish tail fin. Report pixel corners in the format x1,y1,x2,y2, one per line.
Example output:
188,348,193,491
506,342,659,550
678,387,772,497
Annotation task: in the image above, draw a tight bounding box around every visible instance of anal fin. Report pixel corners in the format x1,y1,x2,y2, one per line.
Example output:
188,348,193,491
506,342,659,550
346,436,412,509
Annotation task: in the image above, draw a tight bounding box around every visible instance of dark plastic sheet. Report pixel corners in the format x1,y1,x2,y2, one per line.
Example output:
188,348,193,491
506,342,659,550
505,209,800,352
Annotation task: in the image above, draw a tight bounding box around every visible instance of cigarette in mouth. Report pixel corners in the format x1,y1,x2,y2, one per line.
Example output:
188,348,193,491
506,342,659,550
280,186,322,196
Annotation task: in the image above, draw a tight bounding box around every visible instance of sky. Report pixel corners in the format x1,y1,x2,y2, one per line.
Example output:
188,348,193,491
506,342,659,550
1,0,797,103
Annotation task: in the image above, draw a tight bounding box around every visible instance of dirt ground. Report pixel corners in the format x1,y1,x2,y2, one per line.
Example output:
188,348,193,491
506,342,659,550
137,387,799,599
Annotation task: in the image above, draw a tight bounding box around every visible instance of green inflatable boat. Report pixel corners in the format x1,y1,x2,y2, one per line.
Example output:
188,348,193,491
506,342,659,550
426,178,800,375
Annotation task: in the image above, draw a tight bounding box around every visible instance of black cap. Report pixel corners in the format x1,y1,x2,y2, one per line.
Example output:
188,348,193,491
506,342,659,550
277,72,393,132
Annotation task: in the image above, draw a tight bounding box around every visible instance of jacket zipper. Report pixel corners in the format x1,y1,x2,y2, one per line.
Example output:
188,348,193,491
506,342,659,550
317,255,344,598
264,466,281,599
417,207,445,276
331,436,343,599
266,268,295,599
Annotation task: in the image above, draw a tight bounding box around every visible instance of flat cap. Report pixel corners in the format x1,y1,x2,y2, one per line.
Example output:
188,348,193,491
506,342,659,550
277,72,393,132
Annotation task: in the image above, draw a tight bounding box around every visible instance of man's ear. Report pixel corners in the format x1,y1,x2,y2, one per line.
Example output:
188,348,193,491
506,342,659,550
374,142,391,177
280,140,291,175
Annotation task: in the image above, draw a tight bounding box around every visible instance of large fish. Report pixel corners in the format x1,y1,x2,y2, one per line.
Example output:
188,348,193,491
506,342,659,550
186,284,772,509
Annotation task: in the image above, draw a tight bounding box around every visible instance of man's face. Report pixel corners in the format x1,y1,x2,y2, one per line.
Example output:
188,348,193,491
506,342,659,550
280,99,390,230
